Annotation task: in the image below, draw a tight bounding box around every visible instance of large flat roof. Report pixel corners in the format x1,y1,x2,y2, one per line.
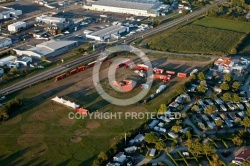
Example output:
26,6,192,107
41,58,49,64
36,40,77,51
9,21,26,26
90,25,127,37
0,55,17,62
0,6,12,13
91,0,162,11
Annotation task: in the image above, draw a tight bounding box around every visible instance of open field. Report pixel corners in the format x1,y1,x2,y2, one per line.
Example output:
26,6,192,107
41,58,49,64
147,25,246,55
193,17,250,33
0,54,211,165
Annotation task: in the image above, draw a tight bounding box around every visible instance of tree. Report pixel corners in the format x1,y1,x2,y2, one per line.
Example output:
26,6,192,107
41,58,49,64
220,82,230,91
221,92,231,102
9,49,16,55
158,104,167,115
98,151,108,162
197,85,207,93
215,119,223,127
224,74,231,82
181,112,187,119
171,125,182,133
145,132,159,143
240,117,250,131
2,73,9,80
186,131,192,139
41,56,47,61
92,158,102,166
155,140,166,150
232,81,240,91
231,93,241,103
231,135,243,146
9,68,18,74
246,107,250,117
242,160,250,166
204,105,216,115
176,85,186,94
229,163,238,166
197,72,206,81
191,105,200,112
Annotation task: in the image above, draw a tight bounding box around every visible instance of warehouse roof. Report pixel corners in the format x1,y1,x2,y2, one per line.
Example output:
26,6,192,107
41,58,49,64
36,40,77,51
0,55,17,62
89,25,127,38
37,15,66,22
91,0,162,11
0,36,11,44
9,21,26,27
0,6,12,13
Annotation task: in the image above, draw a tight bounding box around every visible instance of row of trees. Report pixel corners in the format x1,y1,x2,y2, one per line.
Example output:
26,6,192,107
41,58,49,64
145,132,166,150
0,98,22,121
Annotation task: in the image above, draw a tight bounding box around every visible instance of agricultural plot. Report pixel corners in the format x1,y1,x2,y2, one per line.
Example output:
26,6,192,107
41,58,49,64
147,25,246,55
193,17,250,33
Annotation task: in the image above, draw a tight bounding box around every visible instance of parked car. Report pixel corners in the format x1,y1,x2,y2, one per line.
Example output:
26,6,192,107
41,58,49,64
168,131,178,139
241,97,248,103
214,98,224,105
226,102,235,111
236,103,244,110
220,104,227,111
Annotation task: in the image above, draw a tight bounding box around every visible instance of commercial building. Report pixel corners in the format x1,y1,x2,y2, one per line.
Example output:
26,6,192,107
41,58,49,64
8,21,26,32
0,55,17,67
0,37,12,48
0,6,22,20
36,15,66,24
14,40,78,59
86,25,129,41
83,0,166,17
15,56,32,66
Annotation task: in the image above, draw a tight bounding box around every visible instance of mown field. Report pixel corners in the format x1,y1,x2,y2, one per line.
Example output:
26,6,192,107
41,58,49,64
0,55,209,165
193,17,250,33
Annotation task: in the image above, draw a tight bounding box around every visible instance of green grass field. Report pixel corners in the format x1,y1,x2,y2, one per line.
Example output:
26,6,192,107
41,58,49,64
193,17,250,33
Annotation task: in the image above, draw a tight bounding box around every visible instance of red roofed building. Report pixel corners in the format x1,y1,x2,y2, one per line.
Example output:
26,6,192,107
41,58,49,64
76,108,89,115
232,146,250,165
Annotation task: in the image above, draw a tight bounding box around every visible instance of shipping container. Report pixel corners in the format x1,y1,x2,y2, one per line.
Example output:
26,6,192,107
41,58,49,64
177,73,187,78
55,73,67,82
87,61,96,68
136,64,149,71
121,85,133,91
77,66,86,72
69,69,77,75
166,71,176,75
153,68,164,74
154,75,170,82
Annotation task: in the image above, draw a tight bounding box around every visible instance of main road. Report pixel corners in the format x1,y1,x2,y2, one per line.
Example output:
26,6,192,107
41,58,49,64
0,0,225,95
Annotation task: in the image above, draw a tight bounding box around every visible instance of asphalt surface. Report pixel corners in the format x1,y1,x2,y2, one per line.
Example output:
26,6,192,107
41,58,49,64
0,0,225,95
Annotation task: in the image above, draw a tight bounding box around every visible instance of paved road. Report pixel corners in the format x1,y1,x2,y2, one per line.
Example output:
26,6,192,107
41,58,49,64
0,0,225,95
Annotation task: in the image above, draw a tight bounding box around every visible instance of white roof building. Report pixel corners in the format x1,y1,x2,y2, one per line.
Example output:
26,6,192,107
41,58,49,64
36,15,66,24
0,55,17,67
0,6,22,20
83,0,164,17
14,40,78,59
86,25,129,41
51,96,80,110
113,152,126,163
0,36,12,48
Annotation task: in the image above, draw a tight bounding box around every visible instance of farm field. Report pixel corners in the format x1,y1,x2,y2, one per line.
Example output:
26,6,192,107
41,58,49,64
0,55,211,165
193,17,250,33
147,25,246,55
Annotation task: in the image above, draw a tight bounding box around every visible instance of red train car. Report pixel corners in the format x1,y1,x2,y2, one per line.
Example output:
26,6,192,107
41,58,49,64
153,68,164,74
153,74,170,82
87,61,97,68
69,69,77,75
136,64,149,71
55,73,67,82
116,59,130,69
166,71,176,75
77,66,86,72
177,73,187,78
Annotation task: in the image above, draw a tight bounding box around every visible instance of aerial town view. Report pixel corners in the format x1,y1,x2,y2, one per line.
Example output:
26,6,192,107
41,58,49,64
1,0,250,165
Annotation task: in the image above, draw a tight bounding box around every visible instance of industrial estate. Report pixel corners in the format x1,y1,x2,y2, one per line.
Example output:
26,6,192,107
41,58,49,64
0,0,250,166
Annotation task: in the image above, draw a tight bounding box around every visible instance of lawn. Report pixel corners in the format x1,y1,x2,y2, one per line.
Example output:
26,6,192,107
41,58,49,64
193,17,250,34
147,25,246,55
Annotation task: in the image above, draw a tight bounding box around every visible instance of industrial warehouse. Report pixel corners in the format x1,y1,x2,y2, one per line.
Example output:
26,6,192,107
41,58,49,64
8,21,26,32
83,0,168,17
0,36,12,48
86,25,129,41
0,6,22,20
14,40,78,59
